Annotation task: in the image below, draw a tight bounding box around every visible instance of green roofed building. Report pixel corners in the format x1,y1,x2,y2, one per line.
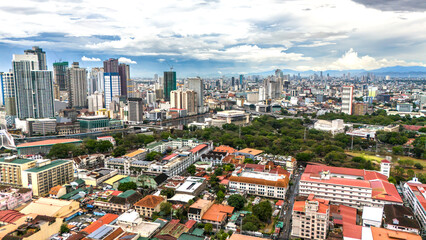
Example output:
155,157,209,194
0,156,36,186
22,159,74,196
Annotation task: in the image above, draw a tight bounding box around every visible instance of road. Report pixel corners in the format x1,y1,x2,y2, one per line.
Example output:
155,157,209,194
278,166,303,240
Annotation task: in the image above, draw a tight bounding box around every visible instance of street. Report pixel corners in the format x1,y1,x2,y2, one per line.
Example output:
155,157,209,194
279,166,303,240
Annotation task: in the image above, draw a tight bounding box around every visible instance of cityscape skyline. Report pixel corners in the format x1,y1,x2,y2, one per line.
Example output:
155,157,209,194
0,0,425,77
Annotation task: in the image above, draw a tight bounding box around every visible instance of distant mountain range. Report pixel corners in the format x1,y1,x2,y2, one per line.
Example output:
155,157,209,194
248,66,426,78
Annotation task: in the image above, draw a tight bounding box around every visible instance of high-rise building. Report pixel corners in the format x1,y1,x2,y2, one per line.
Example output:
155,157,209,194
118,63,130,96
104,72,121,108
239,74,244,86
163,71,176,101
67,62,88,108
128,98,143,123
291,196,329,240
0,72,16,117
341,86,354,115
170,89,197,115
88,92,104,112
184,77,204,113
24,46,47,70
103,58,119,73
89,67,104,94
53,61,68,91
13,54,54,119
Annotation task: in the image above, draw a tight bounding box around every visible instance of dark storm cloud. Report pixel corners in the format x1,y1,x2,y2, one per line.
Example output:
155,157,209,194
352,0,426,12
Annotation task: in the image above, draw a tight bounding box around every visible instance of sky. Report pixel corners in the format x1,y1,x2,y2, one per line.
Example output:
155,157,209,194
0,0,425,77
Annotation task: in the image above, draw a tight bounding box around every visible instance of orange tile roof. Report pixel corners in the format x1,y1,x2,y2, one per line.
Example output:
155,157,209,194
201,204,234,222
370,180,403,203
370,226,421,240
190,144,208,154
237,148,263,156
293,198,329,214
49,185,62,195
81,213,118,234
214,145,237,154
189,199,213,210
229,233,268,240
134,195,165,208
17,138,82,148
229,175,289,188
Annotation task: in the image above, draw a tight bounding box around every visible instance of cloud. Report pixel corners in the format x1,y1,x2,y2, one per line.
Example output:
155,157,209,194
118,57,137,64
81,56,101,62
298,41,336,48
327,48,426,70
157,58,166,62
351,0,426,12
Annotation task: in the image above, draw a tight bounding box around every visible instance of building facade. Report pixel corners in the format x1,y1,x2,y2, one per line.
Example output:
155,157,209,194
163,71,176,101
128,98,144,123
53,61,68,91
104,72,121,109
291,196,329,240
341,86,354,115
67,62,88,108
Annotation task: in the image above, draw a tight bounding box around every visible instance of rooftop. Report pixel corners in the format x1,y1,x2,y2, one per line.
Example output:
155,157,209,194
104,175,127,186
24,160,71,173
81,213,118,234
237,148,263,156
17,138,82,148
124,149,146,158
202,204,234,222
370,226,421,240
229,233,268,240
0,157,35,165
135,195,165,208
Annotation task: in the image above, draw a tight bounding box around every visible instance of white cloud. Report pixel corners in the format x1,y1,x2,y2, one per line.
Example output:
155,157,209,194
81,56,101,62
157,58,166,62
118,57,137,64
327,48,426,70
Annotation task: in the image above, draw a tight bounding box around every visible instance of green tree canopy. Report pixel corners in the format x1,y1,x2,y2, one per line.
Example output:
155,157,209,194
227,194,246,210
117,182,137,191
252,201,272,222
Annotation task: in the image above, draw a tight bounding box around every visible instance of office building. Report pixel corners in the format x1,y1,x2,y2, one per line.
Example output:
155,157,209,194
163,71,176,101
185,77,204,113
89,67,104,94
0,156,36,186
118,63,130,96
67,62,87,108
104,58,119,73
299,165,403,209
313,119,345,136
128,98,143,123
341,86,354,115
291,195,329,240
22,159,74,196
24,46,47,70
397,103,413,113
53,61,68,91
1,72,16,117
88,91,104,112
13,54,55,119
104,72,121,108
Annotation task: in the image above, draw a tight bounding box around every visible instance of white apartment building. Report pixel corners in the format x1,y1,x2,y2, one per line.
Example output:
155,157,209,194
299,165,402,209
341,86,354,115
229,168,289,199
291,195,329,240
402,177,426,231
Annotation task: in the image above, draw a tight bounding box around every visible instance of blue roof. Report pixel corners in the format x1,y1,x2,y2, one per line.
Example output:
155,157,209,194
87,225,114,240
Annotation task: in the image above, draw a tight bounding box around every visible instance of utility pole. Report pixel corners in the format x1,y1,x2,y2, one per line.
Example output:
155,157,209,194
304,128,307,141
351,135,354,150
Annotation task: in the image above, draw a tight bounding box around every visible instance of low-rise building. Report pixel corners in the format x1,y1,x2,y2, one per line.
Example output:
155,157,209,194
176,177,206,196
313,119,345,135
235,148,264,160
134,195,166,218
229,167,289,199
291,195,329,240
188,199,213,222
94,190,143,213
212,110,250,127
116,210,162,238
0,186,32,210
2,215,63,240
367,226,421,240
201,204,234,226
16,138,82,156
362,206,383,227
20,198,80,218
383,204,420,235
76,168,118,186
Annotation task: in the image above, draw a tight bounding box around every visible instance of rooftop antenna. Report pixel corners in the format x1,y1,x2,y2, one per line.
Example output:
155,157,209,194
165,60,174,71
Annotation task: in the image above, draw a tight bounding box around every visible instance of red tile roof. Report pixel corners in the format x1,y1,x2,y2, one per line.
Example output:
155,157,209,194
190,144,208,154
134,195,165,208
81,213,118,234
403,125,423,131
202,204,234,222
213,145,237,154
370,180,403,203
163,153,178,161
0,210,24,224
343,223,362,239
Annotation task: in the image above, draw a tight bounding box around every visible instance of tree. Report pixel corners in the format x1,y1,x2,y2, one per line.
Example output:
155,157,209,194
97,140,113,153
84,139,98,154
296,151,314,162
242,222,259,231
415,163,424,170
243,158,254,164
147,151,162,161
48,143,85,159
214,167,223,176
252,201,272,222
227,194,246,210
407,169,415,178
204,223,213,233
60,224,70,234
242,214,261,231
392,146,404,155
216,190,225,203
117,182,137,191
161,188,175,198
324,151,346,164
160,202,172,216
112,146,126,157
187,165,196,175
